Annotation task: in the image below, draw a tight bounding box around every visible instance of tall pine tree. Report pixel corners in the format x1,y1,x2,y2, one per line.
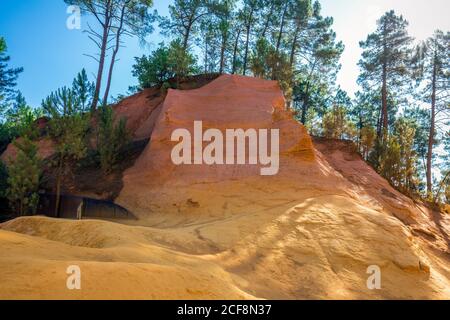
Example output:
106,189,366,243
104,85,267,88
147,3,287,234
358,11,413,139
0,37,23,107
412,30,450,195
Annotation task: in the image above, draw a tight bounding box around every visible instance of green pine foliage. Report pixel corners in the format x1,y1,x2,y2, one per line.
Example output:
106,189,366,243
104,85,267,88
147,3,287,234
6,137,42,216
0,37,23,106
72,69,95,112
133,44,174,88
97,105,130,174
321,89,355,140
358,10,413,138
133,40,198,89
368,118,420,196
43,86,90,217
0,160,8,199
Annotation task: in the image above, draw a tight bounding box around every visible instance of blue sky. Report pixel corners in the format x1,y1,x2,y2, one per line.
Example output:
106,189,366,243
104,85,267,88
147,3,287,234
0,0,169,107
0,0,449,107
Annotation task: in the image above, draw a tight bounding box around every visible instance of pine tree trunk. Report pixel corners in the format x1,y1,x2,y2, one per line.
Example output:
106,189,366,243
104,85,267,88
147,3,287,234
289,25,301,68
275,4,288,55
219,35,227,74
427,55,437,195
243,24,251,75
301,97,309,125
91,9,111,112
20,197,24,217
204,38,208,73
103,5,126,106
242,9,254,76
261,2,275,38
379,21,388,139
183,21,194,51
55,156,63,218
232,29,241,74
381,63,388,136
301,84,310,125
358,114,363,150
102,45,119,106
272,4,288,79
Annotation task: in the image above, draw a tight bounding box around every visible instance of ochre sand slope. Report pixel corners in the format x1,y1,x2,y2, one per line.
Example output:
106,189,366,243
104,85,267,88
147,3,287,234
0,75,449,299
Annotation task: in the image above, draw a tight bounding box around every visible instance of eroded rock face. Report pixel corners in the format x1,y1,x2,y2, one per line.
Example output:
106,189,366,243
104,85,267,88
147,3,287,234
117,75,315,217
112,87,165,141
0,138,55,164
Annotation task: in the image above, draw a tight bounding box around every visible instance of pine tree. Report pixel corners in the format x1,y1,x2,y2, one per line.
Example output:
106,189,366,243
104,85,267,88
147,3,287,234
102,0,155,105
167,39,199,87
442,130,449,203
412,30,449,195
434,129,449,203
292,10,344,124
72,69,95,112
64,0,154,109
199,16,220,73
403,107,431,192
250,38,273,78
215,0,236,74
350,91,379,152
230,12,244,74
272,0,292,60
132,44,174,88
288,0,313,68
0,160,8,199
360,126,376,160
160,0,211,51
97,104,130,174
64,0,113,111
197,0,236,74
369,118,420,195
0,92,42,154
394,118,419,194
132,41,198,89
322,89,355,140
239,0,263,75
42,87,90,217
0,37,23,108
6,137,42,216
250,38,293,98
358,11,413,138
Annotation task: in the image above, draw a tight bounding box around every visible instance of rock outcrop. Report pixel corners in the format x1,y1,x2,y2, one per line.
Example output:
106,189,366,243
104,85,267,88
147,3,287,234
117,75,314,217
113,87,166,141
